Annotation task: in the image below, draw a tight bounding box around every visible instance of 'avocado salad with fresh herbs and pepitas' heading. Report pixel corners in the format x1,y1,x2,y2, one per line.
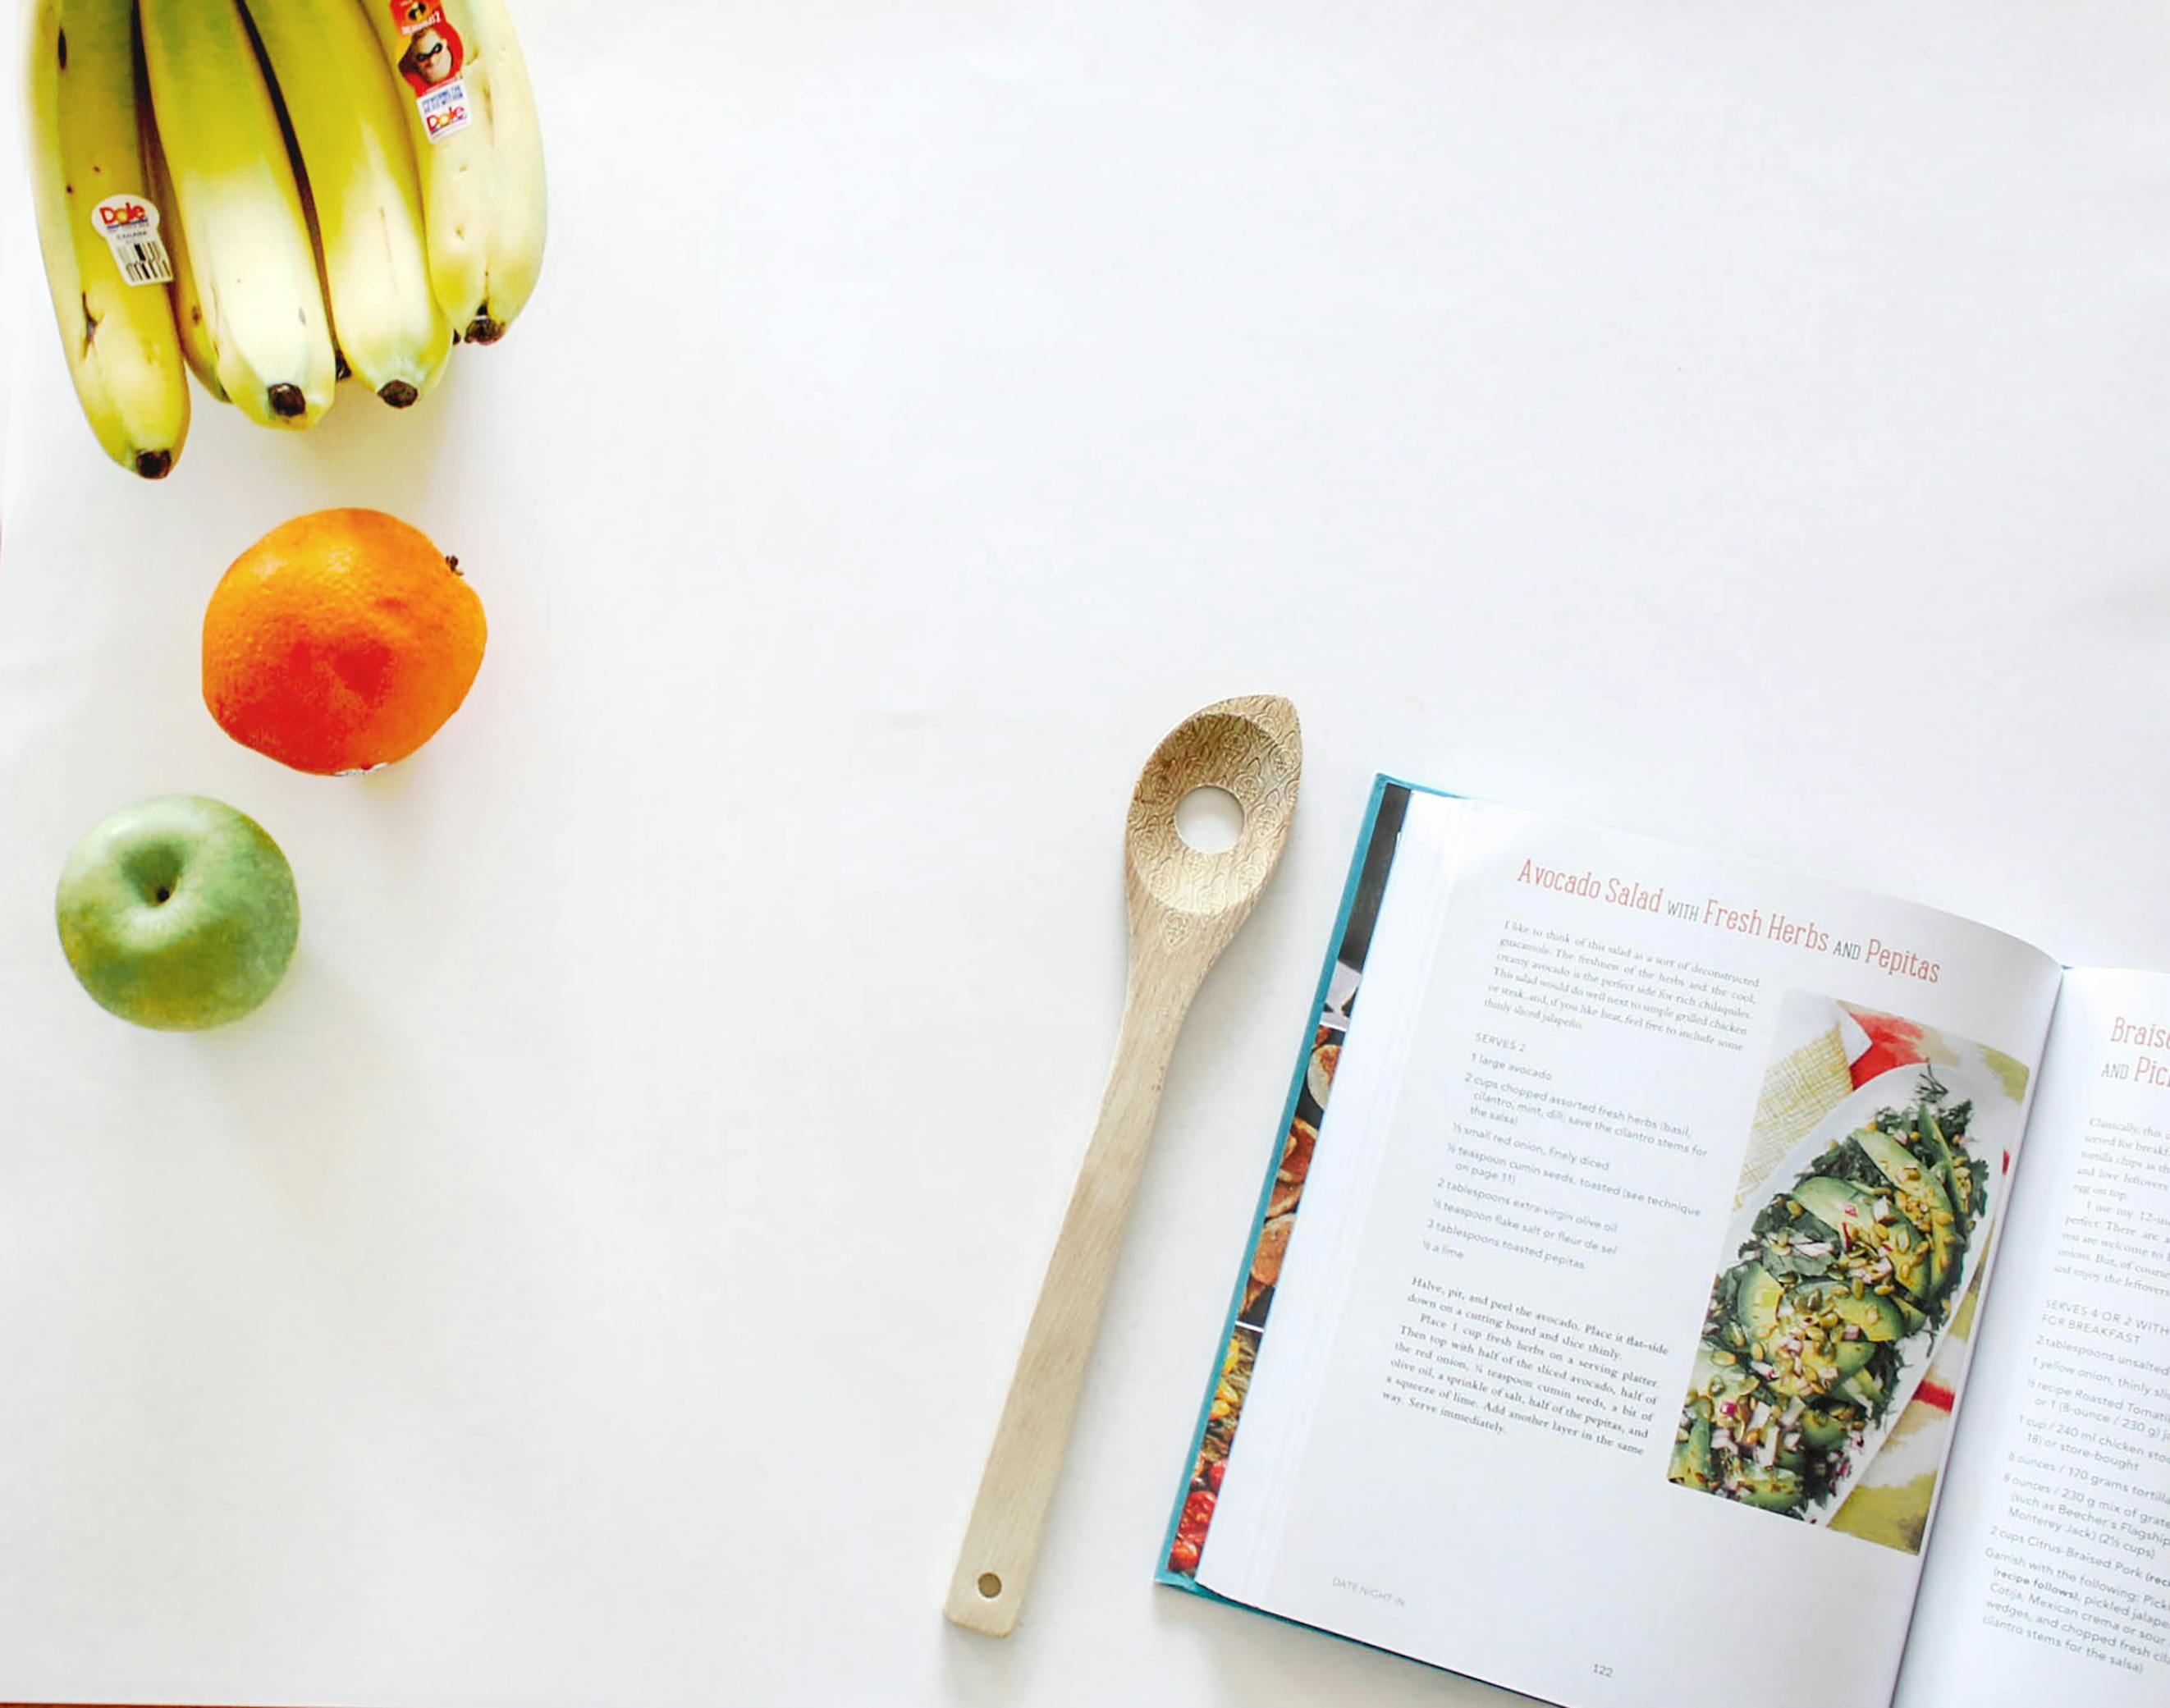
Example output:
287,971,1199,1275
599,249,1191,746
1669,1071,1989,1519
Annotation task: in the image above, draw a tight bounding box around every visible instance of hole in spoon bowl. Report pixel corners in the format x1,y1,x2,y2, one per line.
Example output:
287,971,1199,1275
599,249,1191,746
1175,785,1245,854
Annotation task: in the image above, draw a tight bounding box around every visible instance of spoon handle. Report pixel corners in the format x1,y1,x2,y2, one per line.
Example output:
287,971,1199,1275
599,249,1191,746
944,944,1208,1636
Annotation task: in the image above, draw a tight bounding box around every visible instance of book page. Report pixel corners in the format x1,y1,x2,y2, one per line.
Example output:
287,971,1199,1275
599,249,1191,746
1895,967,2170,1705
1193,791,2062,1708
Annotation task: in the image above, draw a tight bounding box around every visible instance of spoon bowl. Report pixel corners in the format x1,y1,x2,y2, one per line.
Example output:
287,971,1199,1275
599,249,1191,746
1124,696,1302,922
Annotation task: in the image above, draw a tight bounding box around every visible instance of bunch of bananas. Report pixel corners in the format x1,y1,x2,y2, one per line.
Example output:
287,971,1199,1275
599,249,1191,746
25,0,546,479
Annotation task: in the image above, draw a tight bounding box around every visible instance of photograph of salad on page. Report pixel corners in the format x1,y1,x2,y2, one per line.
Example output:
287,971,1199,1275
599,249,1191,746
1669,991,2030,1551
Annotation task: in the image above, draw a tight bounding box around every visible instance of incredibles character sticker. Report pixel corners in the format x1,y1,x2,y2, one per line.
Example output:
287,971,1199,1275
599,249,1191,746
388,1,473,138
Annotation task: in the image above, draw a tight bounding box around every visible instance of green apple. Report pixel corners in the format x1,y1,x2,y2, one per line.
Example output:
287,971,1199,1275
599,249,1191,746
55,794,300,1031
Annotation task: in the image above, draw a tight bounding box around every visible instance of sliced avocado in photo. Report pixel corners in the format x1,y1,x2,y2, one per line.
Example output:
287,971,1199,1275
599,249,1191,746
1916,1106,1978,1230
1792,1278,1904,1342
1777,1197,1844,1243
1790,1176,1932,1302
1730,1461,1805,1511
1670,1417,1714,1490
1853,1128,1958,1290
1690,1339,1759,1403
1829,1334,1877,1380
1798,1408,1851,1453
1737,1262,1787,1345
1875,1209,1934,1300
1762,1363,1824,1403
1838,1364,1888,1413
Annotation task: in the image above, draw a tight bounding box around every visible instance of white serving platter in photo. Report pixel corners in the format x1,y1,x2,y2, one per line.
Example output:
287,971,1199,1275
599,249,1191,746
1713,1052,2019,1529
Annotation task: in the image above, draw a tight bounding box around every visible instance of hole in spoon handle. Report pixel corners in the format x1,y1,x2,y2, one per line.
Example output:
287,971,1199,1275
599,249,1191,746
945,1547,1025,1635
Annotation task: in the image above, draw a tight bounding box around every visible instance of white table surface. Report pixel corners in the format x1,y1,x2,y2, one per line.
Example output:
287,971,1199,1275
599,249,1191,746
3,4,2169,1703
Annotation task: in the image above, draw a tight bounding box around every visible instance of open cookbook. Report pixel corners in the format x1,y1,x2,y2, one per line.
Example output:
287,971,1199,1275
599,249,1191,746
1159,779,2170,1708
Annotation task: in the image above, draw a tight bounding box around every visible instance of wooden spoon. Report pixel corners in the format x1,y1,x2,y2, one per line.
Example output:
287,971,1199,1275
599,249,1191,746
945,693,1302,1637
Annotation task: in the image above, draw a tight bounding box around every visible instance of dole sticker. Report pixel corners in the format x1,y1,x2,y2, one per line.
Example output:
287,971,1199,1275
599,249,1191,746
91,195,172,286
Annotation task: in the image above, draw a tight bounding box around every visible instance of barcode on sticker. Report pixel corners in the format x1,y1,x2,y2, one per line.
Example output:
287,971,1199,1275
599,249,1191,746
119,242,172,286
91,195,173,286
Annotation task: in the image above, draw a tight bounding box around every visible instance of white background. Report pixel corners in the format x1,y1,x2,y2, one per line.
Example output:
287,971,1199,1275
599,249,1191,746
2,3,2168,1703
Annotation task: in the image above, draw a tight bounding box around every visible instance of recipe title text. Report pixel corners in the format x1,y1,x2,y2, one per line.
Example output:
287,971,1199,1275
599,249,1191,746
1513,859,1941,983
2101,1014,2170,1088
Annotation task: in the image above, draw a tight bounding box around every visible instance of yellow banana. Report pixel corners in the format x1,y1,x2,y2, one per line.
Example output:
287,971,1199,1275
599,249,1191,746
241,0,450,405
24,0,189,478
141,99,224,403
364,0,546,343
460,0,547,342
365,0,490,338
140,0,337,428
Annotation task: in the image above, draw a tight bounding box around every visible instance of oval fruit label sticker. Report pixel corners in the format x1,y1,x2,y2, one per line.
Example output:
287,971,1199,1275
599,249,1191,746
90,195,172,286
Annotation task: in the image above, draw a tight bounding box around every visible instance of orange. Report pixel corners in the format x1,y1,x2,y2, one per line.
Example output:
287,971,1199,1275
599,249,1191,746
202,508,486,776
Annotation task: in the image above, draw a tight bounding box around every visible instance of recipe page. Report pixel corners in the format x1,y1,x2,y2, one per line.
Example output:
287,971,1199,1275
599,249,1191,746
1195,791,2062,1708
1894,967,2170,1706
